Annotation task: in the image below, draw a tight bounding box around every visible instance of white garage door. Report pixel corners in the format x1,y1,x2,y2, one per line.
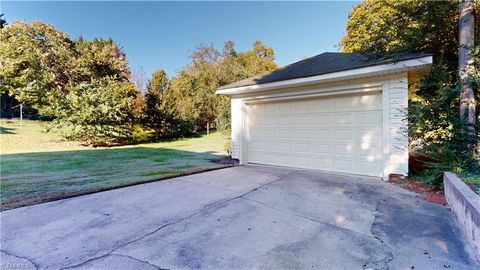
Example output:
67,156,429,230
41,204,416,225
245,92,383,177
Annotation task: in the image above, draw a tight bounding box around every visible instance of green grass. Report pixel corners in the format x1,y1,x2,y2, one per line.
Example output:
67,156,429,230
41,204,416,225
0,119,228,210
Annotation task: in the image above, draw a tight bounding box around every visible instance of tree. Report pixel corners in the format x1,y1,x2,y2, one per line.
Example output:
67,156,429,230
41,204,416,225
340,0,479,183
0,20,140,144
0,21,75,116
49,77,138,145
459,0,476,150
341,0,460,67
74,37,130,82
163,41,278,134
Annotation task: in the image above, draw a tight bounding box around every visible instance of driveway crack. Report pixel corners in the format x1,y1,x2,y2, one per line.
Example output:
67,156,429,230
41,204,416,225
364,196,394,270
1,250,39,270
59,170,297,270
108,254,169,270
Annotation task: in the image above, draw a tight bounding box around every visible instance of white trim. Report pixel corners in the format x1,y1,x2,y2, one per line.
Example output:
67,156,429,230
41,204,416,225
217,56,432,95
243,86,382,104
382,81,390,181
240,101,247,165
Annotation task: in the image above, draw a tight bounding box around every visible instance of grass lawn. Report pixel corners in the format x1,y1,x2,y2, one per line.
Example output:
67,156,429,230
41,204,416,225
0,119,229,210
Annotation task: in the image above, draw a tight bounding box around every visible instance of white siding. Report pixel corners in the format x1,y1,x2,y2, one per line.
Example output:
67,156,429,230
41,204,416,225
386,74,409,176
231,98,243,159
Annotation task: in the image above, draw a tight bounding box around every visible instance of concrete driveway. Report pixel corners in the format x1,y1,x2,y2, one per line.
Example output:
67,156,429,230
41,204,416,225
1,165,478,270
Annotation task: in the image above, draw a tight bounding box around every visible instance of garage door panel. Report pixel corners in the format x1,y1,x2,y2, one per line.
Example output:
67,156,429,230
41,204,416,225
334,129,354,140
313,157,332,170
294,142,313,153
333,143,354,156
333,113,354,125
355,147,382,159
248,103,264,114
246,92,382,177
295,100,313,113
264,103,278,114
277,154,293,165
292,154,315,167
278,128,294,139
264,152,279,164
248,115,263,127
264,116,277,127
313,143,331,154
355,111,381,124
334,159,354,172
313,114,331,126
313,101,332,112
264,129,277,138
278,102,295,114
264,141,277,151
296,128,312,139
355,161,380,175
313,129,331,140
352,93,382,111
249,128,263,139
248,141,264,151
278,115,294,126
334,96,357,111
278,142,294,152
294,115,312,126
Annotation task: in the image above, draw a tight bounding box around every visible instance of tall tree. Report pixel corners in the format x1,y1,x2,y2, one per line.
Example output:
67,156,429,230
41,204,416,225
340,0,479,182
144,69,168,130
459,0,476,149
144,69,193,138
0,21,76,116
0,20,140,144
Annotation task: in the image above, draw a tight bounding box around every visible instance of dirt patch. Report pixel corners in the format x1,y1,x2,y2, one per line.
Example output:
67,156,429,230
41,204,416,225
389,175,447,205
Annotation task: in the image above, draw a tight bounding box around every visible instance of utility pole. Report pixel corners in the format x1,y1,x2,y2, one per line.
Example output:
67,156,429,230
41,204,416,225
459,0,476,149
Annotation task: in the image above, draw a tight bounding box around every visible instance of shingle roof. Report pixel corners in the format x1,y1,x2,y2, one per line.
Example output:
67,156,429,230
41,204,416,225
218,52,431,90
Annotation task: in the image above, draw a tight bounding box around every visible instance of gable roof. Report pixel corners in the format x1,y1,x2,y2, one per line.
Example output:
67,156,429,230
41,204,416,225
217,52,431,91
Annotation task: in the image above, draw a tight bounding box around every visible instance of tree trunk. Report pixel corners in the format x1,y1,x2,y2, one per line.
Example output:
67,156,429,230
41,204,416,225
459,0,476,148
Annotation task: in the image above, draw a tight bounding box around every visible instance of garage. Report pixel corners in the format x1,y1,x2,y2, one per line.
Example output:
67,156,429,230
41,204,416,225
216,52,432,180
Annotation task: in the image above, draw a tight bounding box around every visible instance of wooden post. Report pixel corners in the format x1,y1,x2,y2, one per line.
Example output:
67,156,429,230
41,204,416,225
207,122,209,135
459,0,476,147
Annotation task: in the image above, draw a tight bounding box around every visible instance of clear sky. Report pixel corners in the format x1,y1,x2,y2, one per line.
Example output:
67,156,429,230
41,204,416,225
1,1,358,78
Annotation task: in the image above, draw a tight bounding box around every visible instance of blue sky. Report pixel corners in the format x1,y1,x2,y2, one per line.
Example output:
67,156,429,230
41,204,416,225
1,1,358,78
